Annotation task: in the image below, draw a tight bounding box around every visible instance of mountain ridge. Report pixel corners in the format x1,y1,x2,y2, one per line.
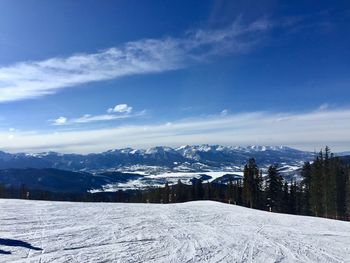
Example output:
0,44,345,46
0,145,315,172
0,146,347,192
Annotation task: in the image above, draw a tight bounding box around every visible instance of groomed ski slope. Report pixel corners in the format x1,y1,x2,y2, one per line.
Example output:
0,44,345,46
0,200,349,263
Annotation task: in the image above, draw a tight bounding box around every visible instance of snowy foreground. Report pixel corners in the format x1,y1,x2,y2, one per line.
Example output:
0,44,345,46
1,200,350,263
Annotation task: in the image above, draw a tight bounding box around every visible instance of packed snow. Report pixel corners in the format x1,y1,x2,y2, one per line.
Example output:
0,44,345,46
1,199,349,262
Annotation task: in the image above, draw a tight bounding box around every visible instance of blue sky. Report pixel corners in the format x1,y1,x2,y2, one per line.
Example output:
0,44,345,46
0,0,350,153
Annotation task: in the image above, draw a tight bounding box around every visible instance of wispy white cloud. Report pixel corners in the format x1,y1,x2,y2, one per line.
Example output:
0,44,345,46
52,116,68,125
71,111,145,124
50,104,145,125
72,114,128,124
2,108,350,153
0,19,272,103
318,103,330,111
220,109,229,116
107,104,132,114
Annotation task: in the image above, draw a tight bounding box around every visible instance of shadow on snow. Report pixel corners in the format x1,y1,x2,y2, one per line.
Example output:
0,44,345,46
0,238,42,255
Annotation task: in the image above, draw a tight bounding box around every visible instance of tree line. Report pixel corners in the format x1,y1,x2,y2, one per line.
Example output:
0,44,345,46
143,147,350,220
1,147,349,221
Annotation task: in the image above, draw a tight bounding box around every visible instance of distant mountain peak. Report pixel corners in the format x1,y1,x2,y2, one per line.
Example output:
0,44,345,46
0,145,314,174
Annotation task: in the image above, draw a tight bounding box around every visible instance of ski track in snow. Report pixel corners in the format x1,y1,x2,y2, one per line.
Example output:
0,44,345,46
0,199,350,263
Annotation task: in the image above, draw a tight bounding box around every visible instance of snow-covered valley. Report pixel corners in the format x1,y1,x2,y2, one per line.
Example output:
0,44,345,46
1,199,349,262
0,145,315,192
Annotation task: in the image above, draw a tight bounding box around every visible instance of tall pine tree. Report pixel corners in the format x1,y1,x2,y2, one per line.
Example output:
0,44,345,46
243,158,261,209
266,165,283,212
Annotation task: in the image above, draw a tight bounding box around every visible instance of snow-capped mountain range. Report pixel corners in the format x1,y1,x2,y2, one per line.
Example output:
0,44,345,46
0,145,314,173
2,145,346,192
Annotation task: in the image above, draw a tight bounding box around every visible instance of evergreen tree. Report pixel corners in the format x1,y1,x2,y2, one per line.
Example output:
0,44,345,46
282,181,290,213
226,180,234,204
310,153,324,217
323,146,337,218
170,187,176,203
19,184,28,199
293,182,303,215
255,170,264,209
330,156,346,219
345,168,350,218
289,181,297,214
235,180,243,205
266,165,283,212
243,158,261,209
115,190,124,202
300,161,312,215
193,179,204,200
163,182,170,203
204,181,212,200
0,183,5,198
175,179,184,202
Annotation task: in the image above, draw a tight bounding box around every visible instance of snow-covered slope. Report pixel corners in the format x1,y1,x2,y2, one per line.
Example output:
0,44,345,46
0,199,349,262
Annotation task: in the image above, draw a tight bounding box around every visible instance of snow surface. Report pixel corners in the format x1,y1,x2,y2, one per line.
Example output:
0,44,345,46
1,199,349,262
